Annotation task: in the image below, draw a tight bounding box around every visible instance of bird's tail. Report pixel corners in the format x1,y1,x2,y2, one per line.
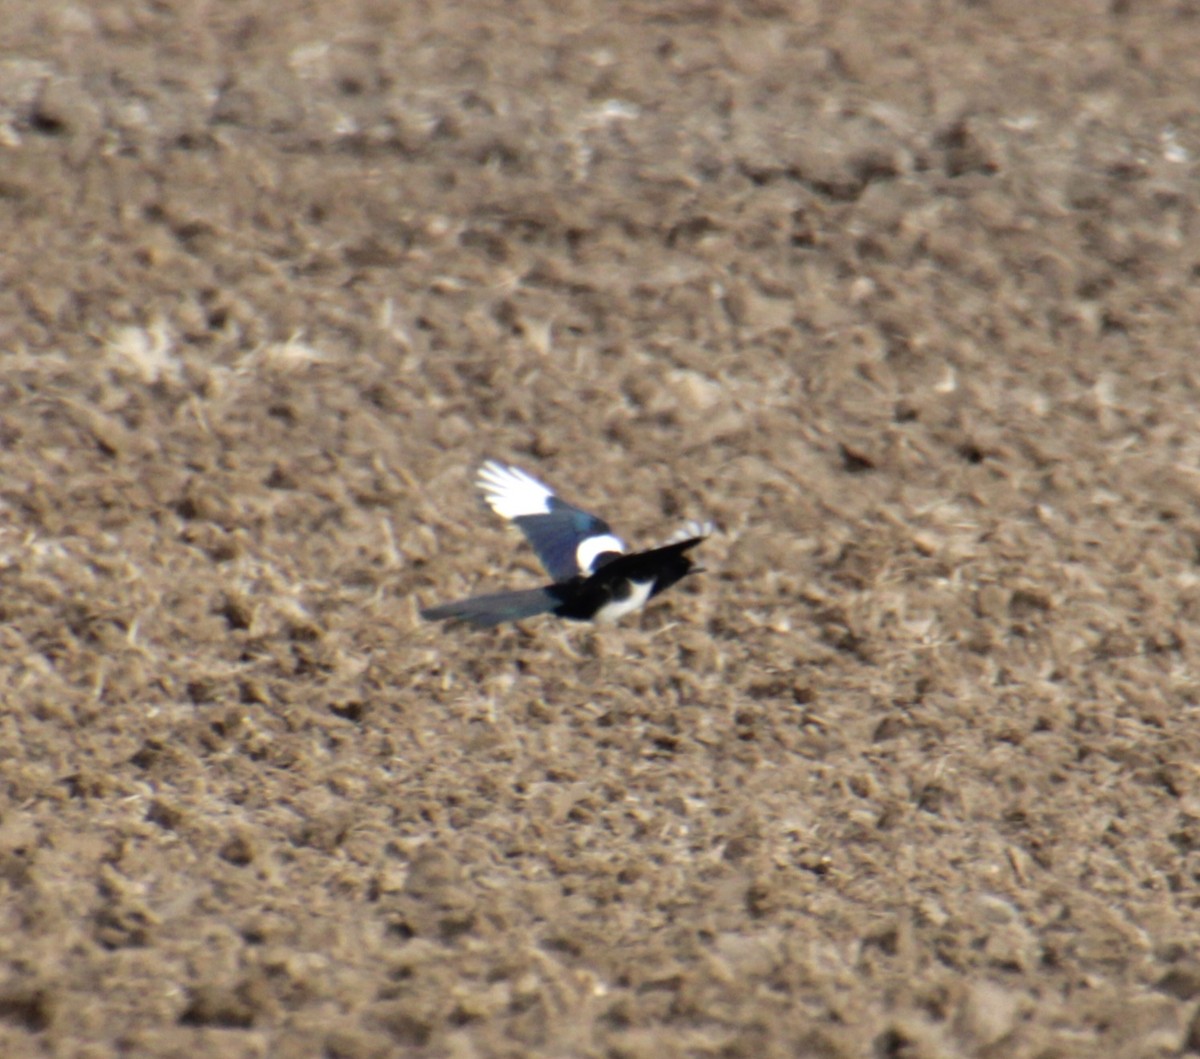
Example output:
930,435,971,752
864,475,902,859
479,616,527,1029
421,586,562,628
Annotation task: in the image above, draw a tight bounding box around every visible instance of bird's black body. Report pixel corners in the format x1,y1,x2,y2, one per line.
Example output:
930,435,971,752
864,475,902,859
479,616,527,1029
421,461,710,628
422,537,705,627
551,538,704,620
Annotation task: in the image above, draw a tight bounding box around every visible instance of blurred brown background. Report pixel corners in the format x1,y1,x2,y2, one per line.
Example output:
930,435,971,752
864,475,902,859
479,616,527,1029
3,1,1200,1056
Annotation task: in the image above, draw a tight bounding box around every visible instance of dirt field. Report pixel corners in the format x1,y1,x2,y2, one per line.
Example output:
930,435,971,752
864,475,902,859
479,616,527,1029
3,1,1200,1056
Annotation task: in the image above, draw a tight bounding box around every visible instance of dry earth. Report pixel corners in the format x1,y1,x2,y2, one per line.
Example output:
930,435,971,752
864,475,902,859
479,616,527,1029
4,1,1200,1056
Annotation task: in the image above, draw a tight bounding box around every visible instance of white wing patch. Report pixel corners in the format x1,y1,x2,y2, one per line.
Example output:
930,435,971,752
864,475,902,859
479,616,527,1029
477,461,555,520
663,519,715,545
576,533,625,575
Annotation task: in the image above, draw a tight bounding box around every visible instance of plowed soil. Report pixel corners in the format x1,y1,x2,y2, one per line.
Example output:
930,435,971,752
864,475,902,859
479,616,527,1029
4,2,1200,1056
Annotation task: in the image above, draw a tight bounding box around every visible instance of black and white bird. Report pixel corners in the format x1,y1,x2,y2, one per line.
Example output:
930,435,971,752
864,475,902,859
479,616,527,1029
421,460,711,628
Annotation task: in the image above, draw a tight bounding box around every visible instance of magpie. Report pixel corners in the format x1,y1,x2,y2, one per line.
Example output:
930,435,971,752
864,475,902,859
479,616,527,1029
421,460,711,628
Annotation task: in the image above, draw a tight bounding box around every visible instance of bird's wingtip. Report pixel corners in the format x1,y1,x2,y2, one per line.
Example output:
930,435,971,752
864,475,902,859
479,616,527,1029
664,518,716,545
476,459,555,520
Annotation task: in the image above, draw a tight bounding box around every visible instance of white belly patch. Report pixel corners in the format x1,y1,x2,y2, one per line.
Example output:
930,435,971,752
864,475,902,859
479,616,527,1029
594,579,654,624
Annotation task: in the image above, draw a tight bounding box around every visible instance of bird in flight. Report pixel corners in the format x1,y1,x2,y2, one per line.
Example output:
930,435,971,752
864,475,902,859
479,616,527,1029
421,460,711,628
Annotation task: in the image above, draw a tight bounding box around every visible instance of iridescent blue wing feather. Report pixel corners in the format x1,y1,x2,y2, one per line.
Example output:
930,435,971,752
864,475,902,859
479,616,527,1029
477,461,625,581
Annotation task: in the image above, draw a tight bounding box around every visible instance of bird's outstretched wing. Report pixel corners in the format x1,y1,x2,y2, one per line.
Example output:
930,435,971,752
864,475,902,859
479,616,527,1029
477,461,625,581
661,519,716,546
